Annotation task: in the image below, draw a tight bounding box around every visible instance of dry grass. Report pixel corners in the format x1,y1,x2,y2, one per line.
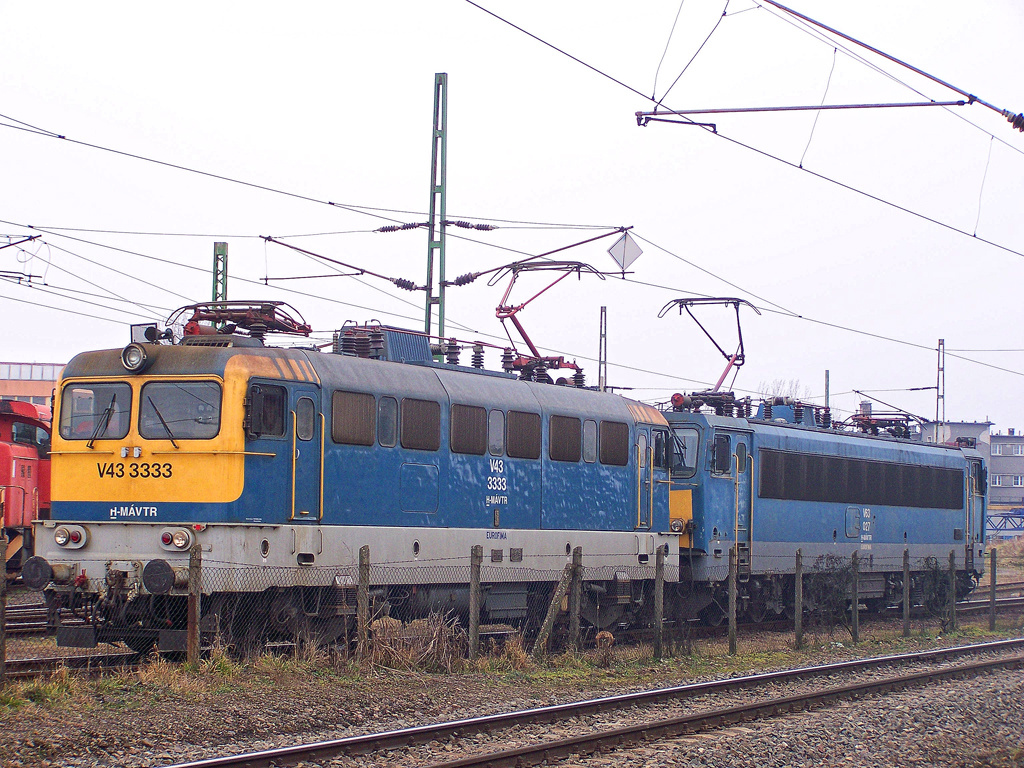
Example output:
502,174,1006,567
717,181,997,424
472,633,532,673
368,612,468,673
990,538,1024,582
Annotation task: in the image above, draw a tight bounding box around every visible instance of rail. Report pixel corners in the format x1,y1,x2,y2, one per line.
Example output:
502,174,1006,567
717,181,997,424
160,638,1024,768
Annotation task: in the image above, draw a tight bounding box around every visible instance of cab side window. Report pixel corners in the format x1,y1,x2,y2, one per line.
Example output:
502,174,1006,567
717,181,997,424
246,384,286,439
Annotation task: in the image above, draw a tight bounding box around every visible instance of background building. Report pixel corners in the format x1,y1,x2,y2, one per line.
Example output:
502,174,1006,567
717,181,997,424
0,362,62,412
988,429,1024,509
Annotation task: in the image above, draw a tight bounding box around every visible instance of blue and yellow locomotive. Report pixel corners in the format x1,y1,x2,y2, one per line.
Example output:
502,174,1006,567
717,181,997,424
25,302,985,651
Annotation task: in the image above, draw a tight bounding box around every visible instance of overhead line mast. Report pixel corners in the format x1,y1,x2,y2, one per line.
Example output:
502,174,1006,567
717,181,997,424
424,73,448,340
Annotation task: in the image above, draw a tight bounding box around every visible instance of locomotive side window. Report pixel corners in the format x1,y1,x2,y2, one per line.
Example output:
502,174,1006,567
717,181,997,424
759,448,964,509
670,426,700,478
140,381,221,440
377,396,398,447
295,397,316,441
331,390,375,446
488,409,505,456
599,421,629,466
12,422,50,457
507,410,541,459
653,430,668,469
401,398,441,451
59,382,132,441
711,434,732,474
246,383,286,438
451,404,487,455
549,415,582,462
582,419,598,463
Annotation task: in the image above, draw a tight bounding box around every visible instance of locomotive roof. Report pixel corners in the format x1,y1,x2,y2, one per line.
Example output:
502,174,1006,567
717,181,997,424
672,409,977,460
60,343,669,426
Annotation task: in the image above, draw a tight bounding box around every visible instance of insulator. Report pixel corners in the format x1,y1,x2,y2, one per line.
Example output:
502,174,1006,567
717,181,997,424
723,403,734,417
501,348,515,373
475,224,498,231
393,278,417,291
822,407,832,429
354,333,371,359
794,403,804,423
452,272,476,286
471,343,485,369
743,397,752,418
430,343,444,358
1007,111,1024,131
341,332,357,356
534,361,548,383
764,402,772,421
370,329,385,359
573,368,585,388
445,338,460,366
332,331,342,355
376,225,400,233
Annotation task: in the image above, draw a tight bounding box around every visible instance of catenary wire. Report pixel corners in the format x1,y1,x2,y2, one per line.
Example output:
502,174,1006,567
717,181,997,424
652,0,688,99
465,1,1024,264
751,1,1024,162
10,215,1024,384
655,0,730,108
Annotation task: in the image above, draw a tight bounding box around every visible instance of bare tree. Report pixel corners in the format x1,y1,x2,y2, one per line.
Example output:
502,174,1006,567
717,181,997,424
757,378,812,400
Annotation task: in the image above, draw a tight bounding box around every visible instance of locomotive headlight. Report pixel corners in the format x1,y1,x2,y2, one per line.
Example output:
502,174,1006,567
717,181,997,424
670,519,685,533
53,525,88,549
171,530,190,549
121,343,151,372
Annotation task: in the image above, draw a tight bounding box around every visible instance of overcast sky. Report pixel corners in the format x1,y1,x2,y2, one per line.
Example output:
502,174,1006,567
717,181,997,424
2,1,1023,431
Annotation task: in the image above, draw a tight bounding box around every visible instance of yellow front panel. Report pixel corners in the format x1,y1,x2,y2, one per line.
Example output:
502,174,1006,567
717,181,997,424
51,372,248,504
670,488,693,547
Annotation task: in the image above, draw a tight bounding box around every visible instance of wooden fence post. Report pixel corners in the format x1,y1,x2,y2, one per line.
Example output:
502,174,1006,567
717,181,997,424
902,548,911,638
948,549,957,632
728,546,737,656
654,545,665,660
794,549,803,650
532,563,574,660
469,545,483,660
987,548,995,634
357,545,370,661
850,550,859,645
569,546,582,651
186,543,202,665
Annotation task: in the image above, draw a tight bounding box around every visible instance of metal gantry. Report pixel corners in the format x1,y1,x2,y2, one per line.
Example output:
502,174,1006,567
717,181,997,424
424,73,448,341
212,241,228,302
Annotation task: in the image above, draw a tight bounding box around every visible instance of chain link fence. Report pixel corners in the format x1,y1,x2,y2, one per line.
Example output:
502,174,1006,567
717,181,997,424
1,536,1020,681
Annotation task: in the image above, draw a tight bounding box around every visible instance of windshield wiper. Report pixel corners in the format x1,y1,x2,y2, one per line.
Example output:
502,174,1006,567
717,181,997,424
670,432,689,474
87,393,117,449
147,396,179,449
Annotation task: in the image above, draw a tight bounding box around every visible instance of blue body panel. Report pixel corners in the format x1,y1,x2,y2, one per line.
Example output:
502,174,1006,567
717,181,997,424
664,409,982,559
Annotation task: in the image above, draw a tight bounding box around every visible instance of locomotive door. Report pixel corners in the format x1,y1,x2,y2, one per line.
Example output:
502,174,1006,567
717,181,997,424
636,427,652,529
966,460,984,570
713,430,753,575
290,387,323,523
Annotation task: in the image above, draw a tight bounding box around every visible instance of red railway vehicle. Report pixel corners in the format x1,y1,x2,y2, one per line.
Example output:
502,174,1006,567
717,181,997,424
0,400,51,576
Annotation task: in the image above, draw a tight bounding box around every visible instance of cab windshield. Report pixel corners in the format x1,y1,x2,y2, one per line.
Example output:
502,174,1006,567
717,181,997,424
670,426,700,478
59,382,132,441
140,381,222,440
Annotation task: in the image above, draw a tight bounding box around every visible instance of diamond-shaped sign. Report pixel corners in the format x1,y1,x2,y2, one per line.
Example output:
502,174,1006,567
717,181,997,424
607,232,642,272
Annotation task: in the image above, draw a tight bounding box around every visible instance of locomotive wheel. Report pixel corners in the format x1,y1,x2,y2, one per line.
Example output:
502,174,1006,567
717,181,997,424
123,632,156,656
747,600,768,623
698,602,726,626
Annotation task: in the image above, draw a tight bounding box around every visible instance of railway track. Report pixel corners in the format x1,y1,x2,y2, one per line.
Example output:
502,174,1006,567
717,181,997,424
161,637,1024,768
1,652,138,679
